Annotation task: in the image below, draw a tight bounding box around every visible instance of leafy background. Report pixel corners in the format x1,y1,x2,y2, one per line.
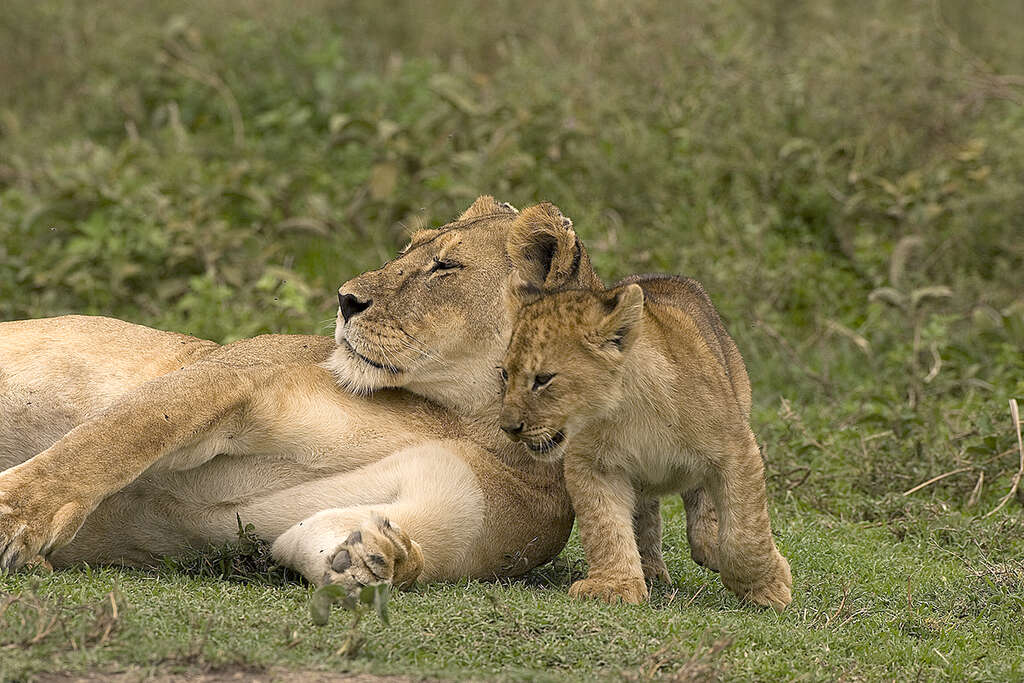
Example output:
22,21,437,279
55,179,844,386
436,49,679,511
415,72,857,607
2,0,1023,680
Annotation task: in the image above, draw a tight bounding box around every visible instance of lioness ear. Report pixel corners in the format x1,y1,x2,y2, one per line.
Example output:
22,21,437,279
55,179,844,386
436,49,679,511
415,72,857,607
592,284,645,352
506,202,581,293
459,195,518,221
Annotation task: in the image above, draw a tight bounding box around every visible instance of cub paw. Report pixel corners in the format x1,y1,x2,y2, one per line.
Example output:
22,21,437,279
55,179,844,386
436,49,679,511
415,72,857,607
689,538,720,573
0,473,88,572
641,557,672,585
723,552,793,611
324,515,424,591
569,575,649,604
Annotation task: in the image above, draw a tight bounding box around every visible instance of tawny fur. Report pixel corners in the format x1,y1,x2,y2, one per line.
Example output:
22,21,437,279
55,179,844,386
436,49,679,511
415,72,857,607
499,276,793,609
0,196,629,593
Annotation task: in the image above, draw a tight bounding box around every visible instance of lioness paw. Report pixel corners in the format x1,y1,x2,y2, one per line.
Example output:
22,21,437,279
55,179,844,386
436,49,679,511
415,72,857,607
324,515,424,591
569,575,649,605
0,473,88,572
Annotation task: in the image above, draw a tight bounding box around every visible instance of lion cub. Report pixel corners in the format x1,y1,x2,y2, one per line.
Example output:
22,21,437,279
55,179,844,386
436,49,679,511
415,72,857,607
498,275,792,609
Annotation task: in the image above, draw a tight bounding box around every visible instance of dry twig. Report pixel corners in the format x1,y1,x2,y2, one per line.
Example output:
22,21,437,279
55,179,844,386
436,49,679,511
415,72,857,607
902,467,972,497
967,470,984,507
823,582,850,628
984,399,1024,518
683,585,706,609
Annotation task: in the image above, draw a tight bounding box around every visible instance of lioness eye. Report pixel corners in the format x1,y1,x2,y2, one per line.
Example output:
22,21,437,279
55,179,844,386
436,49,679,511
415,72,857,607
532,373,555,391
497,367,508,383
429,257,463,273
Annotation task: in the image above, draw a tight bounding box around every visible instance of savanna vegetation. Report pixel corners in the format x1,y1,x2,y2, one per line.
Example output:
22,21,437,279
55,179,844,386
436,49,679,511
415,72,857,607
1,0,1023,680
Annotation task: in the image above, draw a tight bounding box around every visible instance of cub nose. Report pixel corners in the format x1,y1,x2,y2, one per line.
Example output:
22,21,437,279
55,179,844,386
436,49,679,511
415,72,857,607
338,292,372,323
500,421,525,437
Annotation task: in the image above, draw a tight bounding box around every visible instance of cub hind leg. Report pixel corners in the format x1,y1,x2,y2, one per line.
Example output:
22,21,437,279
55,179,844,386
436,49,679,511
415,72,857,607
706,430,792,610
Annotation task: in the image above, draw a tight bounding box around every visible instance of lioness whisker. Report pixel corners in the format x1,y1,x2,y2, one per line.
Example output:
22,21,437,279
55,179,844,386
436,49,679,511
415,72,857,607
395,331,448,366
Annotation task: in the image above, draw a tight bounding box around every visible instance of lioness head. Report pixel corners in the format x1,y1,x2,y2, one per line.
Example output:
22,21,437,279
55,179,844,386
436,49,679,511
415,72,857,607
497,284,645,461
326,196,602,414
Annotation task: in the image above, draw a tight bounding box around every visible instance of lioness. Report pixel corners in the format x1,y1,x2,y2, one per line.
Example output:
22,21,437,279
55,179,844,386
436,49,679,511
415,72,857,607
0,197,621,588
497,275,792,609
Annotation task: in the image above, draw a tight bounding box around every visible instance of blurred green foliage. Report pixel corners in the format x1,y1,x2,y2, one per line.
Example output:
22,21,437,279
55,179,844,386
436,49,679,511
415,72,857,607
2,0,1021,513
0,0,1022,519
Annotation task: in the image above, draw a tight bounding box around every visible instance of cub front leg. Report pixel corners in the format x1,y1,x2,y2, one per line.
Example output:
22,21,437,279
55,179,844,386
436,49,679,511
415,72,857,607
564,455,648,604
633,496,671,585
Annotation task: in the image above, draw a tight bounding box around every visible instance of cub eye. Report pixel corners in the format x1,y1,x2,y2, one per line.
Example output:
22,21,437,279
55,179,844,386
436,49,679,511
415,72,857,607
429,257,463,274
532,373,555,391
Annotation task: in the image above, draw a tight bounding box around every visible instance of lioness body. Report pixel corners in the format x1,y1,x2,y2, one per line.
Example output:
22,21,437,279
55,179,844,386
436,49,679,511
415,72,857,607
0,315,574,583
0,198,626,587
499,275,792,609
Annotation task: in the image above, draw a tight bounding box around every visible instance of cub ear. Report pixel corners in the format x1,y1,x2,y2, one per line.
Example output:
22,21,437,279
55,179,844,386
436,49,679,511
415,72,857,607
592,283,645,352
459,195,518,221
506,202,581,294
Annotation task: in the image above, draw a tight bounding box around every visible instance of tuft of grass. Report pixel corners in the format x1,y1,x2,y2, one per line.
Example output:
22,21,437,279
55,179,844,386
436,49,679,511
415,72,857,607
1,581,125,653
162,516,298,587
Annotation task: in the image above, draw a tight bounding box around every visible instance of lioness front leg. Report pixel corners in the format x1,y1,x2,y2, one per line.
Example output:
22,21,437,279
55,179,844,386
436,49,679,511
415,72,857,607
564,455,648,604
633,496,671,585
707,431,792,611
0,362,256,570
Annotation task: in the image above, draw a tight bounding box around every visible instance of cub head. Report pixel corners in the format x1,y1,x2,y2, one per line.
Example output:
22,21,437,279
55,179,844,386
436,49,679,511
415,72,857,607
498,283,645,460
326,196,602,414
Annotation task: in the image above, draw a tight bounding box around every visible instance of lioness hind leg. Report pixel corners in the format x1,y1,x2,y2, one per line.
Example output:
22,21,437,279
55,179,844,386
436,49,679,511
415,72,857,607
682,487,720,572
708,432,792,611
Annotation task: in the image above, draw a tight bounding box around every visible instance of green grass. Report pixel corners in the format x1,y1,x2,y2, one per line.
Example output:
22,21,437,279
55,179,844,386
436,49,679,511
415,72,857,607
2,0,1024,680
4,505,1024,680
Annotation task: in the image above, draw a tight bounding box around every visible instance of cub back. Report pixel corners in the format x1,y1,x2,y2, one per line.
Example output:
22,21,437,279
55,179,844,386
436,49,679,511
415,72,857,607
616,274,751,419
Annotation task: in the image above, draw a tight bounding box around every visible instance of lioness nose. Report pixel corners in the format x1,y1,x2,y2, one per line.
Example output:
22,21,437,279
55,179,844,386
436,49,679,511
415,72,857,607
500,421,525,437
338,292,372,322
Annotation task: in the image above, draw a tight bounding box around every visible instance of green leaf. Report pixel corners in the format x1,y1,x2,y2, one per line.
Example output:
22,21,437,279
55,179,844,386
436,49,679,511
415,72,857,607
359,583,391,625
310,584,356,626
